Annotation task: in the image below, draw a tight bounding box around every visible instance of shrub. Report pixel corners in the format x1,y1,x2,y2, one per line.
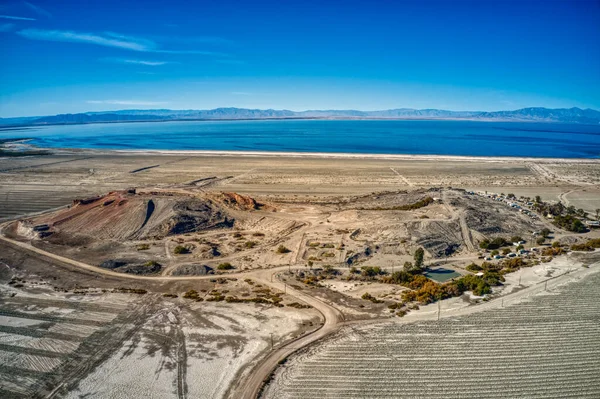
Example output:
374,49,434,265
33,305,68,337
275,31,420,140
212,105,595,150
360,266,386,278
244,241,257,248
540,228,551,238
382,270,413,284
173,245,190,254
183,289,201,300
571,238,600,251
136,244,150,251
144,261,161,267
466,263,483,272
510,236,523,243
217,262,234,270
276,245,291,254
536,237,546,245
361,292,383,303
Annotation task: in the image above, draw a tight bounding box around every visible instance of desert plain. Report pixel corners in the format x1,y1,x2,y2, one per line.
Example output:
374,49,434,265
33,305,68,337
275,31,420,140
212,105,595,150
1,149,600,398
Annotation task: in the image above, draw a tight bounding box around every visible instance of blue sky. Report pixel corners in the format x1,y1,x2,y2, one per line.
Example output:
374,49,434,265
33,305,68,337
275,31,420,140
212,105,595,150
1,0,599,117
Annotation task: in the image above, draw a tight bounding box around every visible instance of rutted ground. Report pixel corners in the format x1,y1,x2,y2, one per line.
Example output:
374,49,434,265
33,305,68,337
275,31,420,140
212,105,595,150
264,256,600,399
0,285,319,399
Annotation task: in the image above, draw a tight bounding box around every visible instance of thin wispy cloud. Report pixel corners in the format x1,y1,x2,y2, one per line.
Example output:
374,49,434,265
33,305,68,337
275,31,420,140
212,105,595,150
0,14,35,21
17,28,155,51
86,100,169,106
16,28,229,56
23,2,51,18
102,57,174,66
231,91,252,96
0,23,15,32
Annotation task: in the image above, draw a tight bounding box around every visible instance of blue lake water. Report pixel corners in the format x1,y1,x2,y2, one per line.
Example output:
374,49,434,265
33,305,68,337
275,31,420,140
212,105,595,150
2,119,600,158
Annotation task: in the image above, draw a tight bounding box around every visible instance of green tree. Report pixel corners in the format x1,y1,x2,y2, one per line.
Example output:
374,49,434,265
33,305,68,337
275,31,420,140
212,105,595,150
414,247,425,270
540,228,551,238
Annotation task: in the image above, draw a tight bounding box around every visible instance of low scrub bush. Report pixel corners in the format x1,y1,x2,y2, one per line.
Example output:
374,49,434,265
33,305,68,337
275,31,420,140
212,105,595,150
276,245,291,254
571,238,600,251
173,245,190,255
361,292,384,304
217,262,234,270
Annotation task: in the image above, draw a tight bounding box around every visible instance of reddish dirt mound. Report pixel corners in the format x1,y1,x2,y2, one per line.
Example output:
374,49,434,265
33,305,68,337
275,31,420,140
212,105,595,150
218,192,272,211
28,190,233,241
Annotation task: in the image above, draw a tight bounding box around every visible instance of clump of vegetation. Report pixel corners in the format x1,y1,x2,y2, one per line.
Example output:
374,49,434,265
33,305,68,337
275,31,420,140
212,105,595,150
136,244,150,251
252,232,265,237
541,246,565,257
536,236,546,245
244,241,257,248
287,302,311,309
276,245,291,254
322,252,335,258
308,241,320,248
571,238,600,251
173,245,190,254
361,292,384,303
115,287,148,295
479,237,509,250
466,263,483,272
182,289,202,300
361,266,386,278
217,262,234,270
144,260,161,267
321,243,335,248
553,214,586,233
163,293,178,298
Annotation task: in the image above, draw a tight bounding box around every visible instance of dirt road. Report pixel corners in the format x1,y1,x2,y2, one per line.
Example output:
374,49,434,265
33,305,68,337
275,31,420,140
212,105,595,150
0,227,347,399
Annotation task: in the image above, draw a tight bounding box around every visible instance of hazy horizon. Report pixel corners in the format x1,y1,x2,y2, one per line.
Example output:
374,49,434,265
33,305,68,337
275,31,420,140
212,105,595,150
3,105,600,120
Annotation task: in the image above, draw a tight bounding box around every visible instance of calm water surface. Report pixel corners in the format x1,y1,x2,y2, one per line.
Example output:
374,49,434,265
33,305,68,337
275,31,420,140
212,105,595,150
2,120,600,158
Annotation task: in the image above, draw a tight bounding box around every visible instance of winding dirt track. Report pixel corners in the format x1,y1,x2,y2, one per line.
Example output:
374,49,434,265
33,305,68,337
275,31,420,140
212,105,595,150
0,226,346,399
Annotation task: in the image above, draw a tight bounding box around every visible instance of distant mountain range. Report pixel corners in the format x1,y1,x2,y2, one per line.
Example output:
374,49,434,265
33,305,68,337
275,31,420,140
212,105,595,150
1,107,599,126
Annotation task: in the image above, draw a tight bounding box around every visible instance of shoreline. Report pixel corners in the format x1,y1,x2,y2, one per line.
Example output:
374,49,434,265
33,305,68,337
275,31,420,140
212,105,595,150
32,145,600,163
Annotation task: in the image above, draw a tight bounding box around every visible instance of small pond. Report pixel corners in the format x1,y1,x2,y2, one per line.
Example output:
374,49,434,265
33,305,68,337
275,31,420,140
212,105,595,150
424,268,461,283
